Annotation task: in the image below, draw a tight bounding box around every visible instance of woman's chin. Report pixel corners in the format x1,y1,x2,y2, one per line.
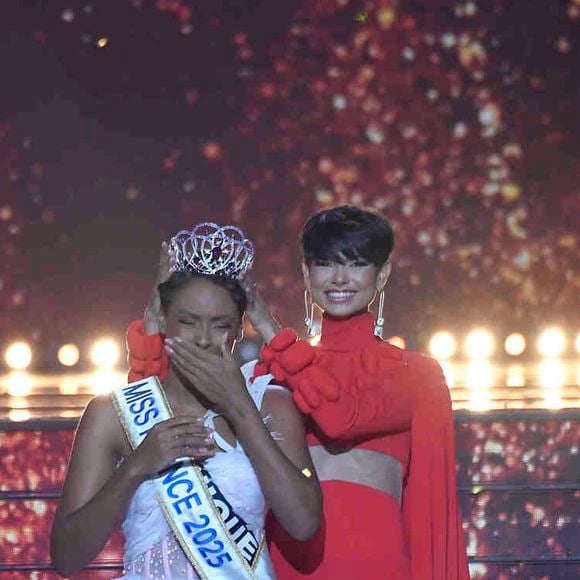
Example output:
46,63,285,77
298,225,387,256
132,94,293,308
319,301,368,319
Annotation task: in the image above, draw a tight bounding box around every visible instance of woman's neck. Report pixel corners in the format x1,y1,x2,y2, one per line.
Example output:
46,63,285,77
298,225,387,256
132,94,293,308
162,371,208,415
319,309,379,351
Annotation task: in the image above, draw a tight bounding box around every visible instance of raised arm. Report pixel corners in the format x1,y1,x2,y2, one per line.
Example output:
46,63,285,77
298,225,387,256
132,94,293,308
127,241,174,382
51,397,215,576
256,328,412,440
127,318,169,382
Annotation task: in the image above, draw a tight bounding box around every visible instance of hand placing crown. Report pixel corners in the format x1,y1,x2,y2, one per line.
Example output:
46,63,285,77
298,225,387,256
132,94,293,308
168,222,254,279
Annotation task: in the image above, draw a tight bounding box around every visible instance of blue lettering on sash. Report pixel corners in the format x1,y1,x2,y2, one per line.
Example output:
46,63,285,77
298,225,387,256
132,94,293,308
168,477,194,498
199,466,258,565
122,382,152,403
118,382,235,570
122,382,160,428
158,464,233,566
138,426,154,438
173,492,202,515
162,468,202,514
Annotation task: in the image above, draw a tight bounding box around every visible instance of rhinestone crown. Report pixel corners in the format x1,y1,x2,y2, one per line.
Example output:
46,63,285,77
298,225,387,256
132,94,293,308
169,222,254,279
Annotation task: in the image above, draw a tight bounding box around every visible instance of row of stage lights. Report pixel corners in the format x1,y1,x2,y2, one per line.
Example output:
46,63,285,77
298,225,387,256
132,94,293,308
315,327,578,360
2,328,579,372
3,339,121,371
426,328,577,360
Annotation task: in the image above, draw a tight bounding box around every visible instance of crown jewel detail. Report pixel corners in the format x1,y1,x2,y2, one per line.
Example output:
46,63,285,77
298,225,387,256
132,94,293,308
168,222,254,279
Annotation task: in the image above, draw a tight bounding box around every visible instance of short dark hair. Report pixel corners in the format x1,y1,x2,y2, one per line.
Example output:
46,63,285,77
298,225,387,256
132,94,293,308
302,205,395,267
158,271,247,318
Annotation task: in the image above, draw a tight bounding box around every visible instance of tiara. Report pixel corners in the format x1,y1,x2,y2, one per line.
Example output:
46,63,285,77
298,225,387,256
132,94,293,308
168,222,254,279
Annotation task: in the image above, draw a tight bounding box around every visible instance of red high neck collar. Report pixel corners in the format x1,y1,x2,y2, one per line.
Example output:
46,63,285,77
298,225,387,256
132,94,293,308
319,311,380,351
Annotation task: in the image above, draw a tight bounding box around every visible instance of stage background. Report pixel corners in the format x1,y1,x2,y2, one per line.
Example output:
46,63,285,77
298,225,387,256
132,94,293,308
0,0,578,354
0,1,579,578
1,413,579,578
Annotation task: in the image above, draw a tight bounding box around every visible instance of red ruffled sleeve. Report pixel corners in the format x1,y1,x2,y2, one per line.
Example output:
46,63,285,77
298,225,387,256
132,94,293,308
255,328,412,439
126,319,170,382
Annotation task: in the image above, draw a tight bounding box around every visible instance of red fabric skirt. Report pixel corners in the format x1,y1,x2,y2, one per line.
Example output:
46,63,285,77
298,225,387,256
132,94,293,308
267,481,410,579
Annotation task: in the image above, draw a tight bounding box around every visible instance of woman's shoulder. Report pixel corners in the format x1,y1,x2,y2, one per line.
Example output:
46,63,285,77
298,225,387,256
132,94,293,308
400,349,443,375
80,394,126,454
368,342,446,388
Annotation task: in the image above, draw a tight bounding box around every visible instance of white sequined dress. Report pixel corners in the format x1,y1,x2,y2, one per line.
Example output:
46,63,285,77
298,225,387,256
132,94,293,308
116,361,283,579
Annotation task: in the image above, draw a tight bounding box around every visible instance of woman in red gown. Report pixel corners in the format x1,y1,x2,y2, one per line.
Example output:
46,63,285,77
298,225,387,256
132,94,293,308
127,206,469,579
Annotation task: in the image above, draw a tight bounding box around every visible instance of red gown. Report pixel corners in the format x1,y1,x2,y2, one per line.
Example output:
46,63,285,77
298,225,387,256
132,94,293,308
126,313,469,579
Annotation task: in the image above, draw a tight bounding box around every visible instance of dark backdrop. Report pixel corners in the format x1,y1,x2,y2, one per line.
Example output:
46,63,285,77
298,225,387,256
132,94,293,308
0,0,578,353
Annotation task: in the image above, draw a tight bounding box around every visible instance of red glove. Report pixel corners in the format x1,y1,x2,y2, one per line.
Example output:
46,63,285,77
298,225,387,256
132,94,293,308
256,328,340,414
126,319,169,382
289,365,341,413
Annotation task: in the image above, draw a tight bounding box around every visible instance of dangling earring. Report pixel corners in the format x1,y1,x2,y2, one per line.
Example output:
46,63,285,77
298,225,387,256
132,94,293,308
304,289,316,338
374,288,385,339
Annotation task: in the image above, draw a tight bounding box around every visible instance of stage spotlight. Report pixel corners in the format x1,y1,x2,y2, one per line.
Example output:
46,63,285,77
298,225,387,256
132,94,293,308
506,364,526,387
90,369,123,395
539,359,566,389
537,328,566,358
90,339,120,367
388,336,406,349
505,333,526,356
466,361,496,390
58,344,80,367
8,409,32,422
429,331,457,360
464,329,495,359
4,342,32,370
59,377,80,395
6,372,33,396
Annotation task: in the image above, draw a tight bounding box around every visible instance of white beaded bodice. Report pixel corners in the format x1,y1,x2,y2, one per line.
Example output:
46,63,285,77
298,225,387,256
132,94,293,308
116,361,282,579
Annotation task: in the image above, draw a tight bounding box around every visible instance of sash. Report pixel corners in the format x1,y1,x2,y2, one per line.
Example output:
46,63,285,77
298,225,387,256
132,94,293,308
112,376,266,580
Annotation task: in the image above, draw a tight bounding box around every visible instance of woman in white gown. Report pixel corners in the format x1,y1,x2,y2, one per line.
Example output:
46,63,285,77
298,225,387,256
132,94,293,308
51,224,322,579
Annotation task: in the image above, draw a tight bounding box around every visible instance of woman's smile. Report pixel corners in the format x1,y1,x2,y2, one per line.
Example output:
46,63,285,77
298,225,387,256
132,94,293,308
325,290,358,304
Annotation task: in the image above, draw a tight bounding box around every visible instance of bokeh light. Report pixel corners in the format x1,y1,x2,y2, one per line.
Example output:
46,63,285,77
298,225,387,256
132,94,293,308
506,364,526,387
504,333,526,356
6,371,33,396
90,368,124,395
429,331,457,360
4,342,33,370
0,0,576,356
90,339,120,367
57,344,80,367
538,359,566,389
8,409,32,422
387,336,406,349
540,358,566,410
537,329,567,358
464,330,495,360
465,361,496,390
59,377,80,395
